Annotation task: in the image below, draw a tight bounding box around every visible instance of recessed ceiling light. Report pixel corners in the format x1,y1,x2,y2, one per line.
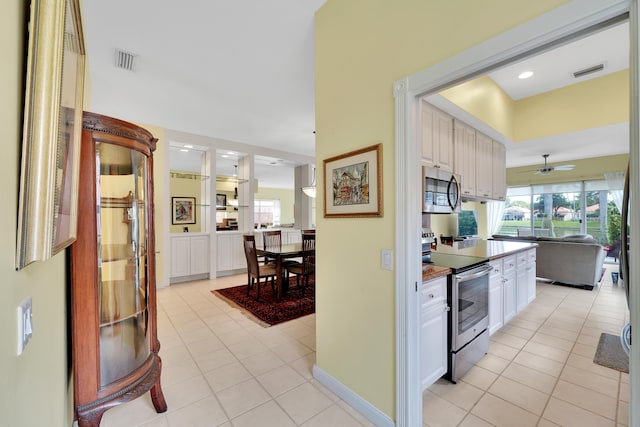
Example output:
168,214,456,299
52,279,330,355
518,71,534,79
228,151,235,155
180,149,189,152
221,154,228,158
184,144,193,148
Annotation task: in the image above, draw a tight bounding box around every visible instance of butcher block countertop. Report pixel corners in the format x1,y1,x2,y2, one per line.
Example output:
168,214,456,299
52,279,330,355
433,239,537,260
422,264,451,282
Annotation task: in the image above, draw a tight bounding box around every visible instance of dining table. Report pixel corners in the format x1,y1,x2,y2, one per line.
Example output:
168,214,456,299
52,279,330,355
256,242,312,301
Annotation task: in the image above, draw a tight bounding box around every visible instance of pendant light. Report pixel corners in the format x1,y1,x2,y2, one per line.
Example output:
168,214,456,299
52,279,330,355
302,166,316,198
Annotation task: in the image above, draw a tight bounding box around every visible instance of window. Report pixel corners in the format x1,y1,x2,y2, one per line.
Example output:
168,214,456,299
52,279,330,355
254,199,281,227
498,180,621,245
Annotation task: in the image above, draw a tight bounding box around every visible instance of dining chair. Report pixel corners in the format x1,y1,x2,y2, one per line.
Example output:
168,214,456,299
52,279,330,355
285,233,315,293
302,229,315,234
242,234,276,301
262,230,282,265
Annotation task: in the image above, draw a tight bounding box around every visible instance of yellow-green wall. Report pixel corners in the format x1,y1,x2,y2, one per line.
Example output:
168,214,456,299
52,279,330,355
514,70,629,141
169,171,203,233
315,0,569,419
440,76,516,139
254,187,295,225
1,1,73,425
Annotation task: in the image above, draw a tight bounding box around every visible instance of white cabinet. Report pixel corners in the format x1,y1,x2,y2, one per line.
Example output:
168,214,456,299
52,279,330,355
502,255,517,324
421,101,454,172
526,249,537,303
475,132,493,198
492,141,507,201
488,259,503,335
420,276,448,390
170,234,210,283
454,120,476,197
516,252,529,312
217,232,246,272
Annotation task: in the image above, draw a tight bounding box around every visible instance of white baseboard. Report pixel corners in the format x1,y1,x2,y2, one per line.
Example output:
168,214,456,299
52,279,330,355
312,364,394,427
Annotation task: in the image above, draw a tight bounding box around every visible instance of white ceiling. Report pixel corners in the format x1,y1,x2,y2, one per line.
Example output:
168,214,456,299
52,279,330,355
83,3,629,180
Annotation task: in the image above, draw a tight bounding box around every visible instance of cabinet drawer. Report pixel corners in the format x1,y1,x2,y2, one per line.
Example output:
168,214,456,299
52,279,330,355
517,251,527,266
422,276,446,306
502,255,517,273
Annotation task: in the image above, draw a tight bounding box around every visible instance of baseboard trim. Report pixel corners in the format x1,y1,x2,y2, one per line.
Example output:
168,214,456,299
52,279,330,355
312,364,395,427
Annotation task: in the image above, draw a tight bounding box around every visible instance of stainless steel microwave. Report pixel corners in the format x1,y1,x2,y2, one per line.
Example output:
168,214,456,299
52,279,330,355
422,166,461,213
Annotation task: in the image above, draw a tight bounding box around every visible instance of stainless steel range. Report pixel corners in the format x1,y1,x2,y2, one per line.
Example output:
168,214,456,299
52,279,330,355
430,253,491,383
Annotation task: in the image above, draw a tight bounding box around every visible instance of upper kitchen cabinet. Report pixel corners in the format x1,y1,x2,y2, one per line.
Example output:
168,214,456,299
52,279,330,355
492,141,507,201
453,120,476,197
421,101,454,172
475,132,493,199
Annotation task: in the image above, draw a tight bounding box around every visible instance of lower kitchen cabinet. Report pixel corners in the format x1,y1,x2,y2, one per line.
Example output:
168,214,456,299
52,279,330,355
503,255,517,324
488,259,503,335
170,234,210,283
526,249,537,303
420,276,448,390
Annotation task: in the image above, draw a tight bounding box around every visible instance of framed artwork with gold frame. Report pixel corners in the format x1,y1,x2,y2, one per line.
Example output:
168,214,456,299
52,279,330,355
16,0,86,269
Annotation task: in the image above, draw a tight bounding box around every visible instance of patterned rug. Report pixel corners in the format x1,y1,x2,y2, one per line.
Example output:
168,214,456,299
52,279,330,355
213,276,315,326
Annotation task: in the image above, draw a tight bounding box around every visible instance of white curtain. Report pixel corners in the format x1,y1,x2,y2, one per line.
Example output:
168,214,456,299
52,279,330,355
604,171,625,211
486,200,505,237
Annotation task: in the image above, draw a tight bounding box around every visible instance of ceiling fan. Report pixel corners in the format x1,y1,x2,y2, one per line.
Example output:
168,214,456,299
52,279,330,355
531,154,575,175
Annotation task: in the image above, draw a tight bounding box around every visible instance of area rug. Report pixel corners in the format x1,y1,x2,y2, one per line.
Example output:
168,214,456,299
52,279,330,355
593,332,629,373
213,276,315,327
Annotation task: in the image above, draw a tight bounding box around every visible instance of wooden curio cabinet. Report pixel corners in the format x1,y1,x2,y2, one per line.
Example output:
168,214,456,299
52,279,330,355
71,112,166,426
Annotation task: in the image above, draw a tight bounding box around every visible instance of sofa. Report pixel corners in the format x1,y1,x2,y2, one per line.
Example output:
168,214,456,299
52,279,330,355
491,234,606,290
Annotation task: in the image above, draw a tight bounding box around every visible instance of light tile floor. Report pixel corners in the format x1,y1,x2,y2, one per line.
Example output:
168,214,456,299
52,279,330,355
424,264,630,427
99,265,629,427
100,274,375,427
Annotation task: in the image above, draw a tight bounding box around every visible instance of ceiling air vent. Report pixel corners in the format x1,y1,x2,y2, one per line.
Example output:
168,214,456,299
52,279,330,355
115,49,136,71
572,63,604,78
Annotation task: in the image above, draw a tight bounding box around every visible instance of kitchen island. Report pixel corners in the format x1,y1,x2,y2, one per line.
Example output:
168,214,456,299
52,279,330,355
432,238,537,259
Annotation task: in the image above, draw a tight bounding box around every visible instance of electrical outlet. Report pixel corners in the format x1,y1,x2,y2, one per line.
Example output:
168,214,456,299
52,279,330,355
17,297,33,356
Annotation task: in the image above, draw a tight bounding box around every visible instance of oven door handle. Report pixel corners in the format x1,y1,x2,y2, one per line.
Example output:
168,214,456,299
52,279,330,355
455,265,493,282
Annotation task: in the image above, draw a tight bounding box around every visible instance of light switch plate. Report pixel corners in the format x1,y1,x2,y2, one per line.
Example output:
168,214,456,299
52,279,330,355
17,297,33,356
381,249,393,271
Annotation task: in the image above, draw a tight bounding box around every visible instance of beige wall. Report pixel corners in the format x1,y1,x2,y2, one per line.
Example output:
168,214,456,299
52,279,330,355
254,187,296,225
315,0,569,419
0,1,73,425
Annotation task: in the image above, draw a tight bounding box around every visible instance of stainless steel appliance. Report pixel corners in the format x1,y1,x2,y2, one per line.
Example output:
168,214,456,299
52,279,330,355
431,253,491,383
422,166,461,214
421,228,436,263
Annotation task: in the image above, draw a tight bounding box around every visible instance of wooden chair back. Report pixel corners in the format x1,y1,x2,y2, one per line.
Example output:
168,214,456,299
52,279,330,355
263,230,282,250
301,233,316,271
242,234,260,276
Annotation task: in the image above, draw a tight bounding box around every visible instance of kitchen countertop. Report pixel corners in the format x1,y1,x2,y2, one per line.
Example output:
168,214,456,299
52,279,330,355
433,239,537,260
422,264,451,282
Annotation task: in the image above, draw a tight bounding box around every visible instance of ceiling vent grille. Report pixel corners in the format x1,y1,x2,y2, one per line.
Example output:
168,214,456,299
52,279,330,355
115,49,136,71
573,63,604,78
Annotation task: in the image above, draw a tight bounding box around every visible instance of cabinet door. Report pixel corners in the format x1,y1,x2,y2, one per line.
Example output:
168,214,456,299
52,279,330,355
232,234,247,270
421,101,453,171
189,236,210,275
503,269,517,323
475,132,493,198
488,260,503,335
217,234,235,271
492,141,506,201
516,267,528,312
527,249,537,303
421,303,448,390
171,237,191,277
454,120,476,197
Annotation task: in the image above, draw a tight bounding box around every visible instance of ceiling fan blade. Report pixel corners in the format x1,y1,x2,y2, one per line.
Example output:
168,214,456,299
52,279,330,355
554,164,575,171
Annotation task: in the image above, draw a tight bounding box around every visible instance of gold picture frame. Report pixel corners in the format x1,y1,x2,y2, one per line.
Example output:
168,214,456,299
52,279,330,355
16,0,86,269
324,143,383,218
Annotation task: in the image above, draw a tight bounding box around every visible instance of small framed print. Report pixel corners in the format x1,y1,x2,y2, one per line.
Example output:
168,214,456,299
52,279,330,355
324,143,383,218
216,193,227,210
172,197,196,224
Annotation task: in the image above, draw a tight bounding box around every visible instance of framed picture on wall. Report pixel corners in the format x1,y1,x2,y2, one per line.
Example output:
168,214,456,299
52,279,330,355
172,197,196,224
324,143,383,218
216,193,227,210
